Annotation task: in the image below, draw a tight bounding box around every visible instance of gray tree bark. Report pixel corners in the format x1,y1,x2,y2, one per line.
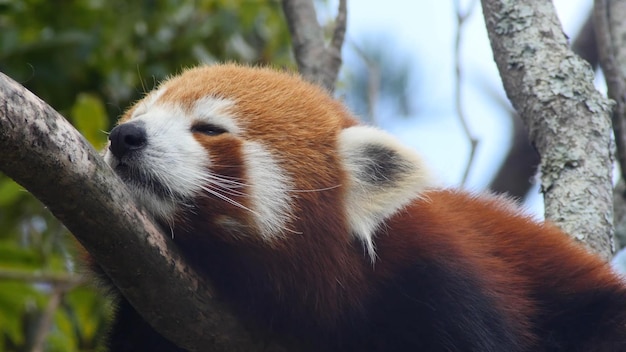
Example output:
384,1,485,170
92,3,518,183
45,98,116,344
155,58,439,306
488,11,597,200
481,0,615,260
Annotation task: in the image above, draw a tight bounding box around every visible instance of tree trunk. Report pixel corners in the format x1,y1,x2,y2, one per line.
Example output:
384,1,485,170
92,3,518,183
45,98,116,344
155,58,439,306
489,10,599,201
481,0,615,260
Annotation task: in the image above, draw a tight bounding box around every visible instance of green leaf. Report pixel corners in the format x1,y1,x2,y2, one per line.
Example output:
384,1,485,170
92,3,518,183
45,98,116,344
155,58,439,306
0,241,43,268
70,93,108,149
64,286,112,344
0,178,24,207
0,281,44,346
48,307,79,352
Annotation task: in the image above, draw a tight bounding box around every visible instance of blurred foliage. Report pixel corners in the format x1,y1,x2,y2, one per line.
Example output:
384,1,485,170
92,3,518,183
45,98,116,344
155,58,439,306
0,0,293,350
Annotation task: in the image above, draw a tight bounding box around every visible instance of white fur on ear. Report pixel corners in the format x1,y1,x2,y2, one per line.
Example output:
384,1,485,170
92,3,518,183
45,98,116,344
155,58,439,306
338,126,433,262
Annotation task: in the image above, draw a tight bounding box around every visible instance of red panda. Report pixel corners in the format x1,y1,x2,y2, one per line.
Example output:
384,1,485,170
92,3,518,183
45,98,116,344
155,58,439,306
98,64,626,351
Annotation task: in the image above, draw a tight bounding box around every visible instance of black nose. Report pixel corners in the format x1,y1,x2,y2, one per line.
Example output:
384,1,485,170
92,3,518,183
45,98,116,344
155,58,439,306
108,121,147,159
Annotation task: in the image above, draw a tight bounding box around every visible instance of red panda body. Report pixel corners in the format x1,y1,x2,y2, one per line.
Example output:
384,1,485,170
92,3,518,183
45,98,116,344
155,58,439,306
99,64,626,351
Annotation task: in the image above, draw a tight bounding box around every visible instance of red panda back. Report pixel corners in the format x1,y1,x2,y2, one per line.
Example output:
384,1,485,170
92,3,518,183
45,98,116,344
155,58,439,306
373,189,626,351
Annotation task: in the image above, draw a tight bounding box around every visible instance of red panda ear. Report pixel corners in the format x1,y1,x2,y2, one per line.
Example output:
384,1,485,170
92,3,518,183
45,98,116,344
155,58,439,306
338,126,433,261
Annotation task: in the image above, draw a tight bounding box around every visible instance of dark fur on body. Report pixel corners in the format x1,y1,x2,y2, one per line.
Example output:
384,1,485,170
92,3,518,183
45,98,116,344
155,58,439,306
100,189,626,351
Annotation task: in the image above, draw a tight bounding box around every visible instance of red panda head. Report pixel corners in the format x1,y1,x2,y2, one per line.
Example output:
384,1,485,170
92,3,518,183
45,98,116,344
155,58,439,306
104,64,432,261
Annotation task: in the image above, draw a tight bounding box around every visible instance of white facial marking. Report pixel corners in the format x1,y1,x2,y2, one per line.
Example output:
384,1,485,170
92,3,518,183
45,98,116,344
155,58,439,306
242,141,295,240
132,88,167,117
339,126,434,262
193,97,241,135
104,93,239,224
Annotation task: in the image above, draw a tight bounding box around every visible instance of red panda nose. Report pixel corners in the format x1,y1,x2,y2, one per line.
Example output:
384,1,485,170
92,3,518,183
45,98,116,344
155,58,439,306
108,121,147,159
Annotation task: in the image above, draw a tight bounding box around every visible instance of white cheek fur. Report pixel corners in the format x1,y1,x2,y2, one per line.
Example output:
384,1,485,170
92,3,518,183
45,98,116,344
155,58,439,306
106,96,295,241
138,105,211,200
242,141,294,240
107,100,221,224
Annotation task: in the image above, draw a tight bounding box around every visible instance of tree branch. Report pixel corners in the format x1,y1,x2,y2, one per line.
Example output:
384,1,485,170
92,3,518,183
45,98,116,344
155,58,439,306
488,9,597,199
0,268,85,286
0,72,290,352
350,42,380,124
595,0,626,181
572,11,598,69
453,0,480,186
481,0,615,259
488,114,539,198
595,0,626,250
282,0,347,92
30,286,65,352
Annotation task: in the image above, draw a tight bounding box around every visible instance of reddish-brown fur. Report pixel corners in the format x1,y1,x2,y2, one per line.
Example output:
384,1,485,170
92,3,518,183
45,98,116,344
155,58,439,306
99,65,626,351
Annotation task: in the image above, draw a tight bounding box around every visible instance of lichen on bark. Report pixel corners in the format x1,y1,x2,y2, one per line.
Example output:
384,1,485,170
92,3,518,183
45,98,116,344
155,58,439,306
482,0,615,260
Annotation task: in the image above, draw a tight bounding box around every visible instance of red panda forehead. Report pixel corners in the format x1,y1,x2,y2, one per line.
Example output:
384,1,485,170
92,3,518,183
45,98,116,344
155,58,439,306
155,64,357,137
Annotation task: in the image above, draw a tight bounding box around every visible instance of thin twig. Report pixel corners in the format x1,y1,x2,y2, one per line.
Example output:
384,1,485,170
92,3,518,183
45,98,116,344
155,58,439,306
594,0,626,182
29,280,82,352
0,268,86,286
453,0,480,186
351,42,380,125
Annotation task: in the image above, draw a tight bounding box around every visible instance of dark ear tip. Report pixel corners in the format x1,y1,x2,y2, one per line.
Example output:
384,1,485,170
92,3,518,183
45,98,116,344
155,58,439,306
359,144,409,184
339,125,433,189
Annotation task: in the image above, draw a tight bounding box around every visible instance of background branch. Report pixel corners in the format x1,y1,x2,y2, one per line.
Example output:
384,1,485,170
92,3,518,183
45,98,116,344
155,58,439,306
594,0,626,249
30,286,65,352
453,0,480,186
595,0,626,181
573,12,598,69
487,114,539,198
481,0,615,259
282,0,347,92
0,268,85,286
350,42,380,124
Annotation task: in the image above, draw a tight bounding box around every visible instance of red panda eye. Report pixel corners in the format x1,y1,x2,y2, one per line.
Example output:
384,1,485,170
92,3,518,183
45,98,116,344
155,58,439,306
191,123,227,136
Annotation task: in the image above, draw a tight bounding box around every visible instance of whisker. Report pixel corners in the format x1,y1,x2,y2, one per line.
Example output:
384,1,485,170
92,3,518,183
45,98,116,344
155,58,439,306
208,164,245,170
200,185,262,218
199,184,303,235
199,174,247,187
290,184,342,193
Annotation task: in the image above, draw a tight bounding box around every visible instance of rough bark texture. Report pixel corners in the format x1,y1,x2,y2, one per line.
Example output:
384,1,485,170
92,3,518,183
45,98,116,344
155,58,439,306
489,10,597,200
0,72,291,352
482,0,615,260
281,0,346,92
595,0,626,249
